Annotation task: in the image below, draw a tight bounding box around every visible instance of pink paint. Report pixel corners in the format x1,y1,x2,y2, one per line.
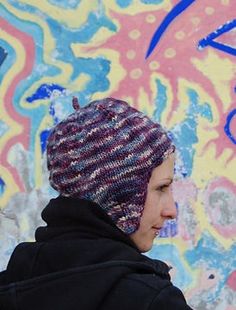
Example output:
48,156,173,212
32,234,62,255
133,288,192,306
88,1,236,160
0,17,35,191
204,177,236,238
227,271,236,291
172,178,197,205
215,27,236,48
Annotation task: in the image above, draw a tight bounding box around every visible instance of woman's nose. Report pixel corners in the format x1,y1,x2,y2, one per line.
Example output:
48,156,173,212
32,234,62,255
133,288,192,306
161,192,177,220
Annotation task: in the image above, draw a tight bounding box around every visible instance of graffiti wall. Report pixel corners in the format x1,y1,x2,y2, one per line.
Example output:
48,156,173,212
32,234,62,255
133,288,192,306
0,0,235,308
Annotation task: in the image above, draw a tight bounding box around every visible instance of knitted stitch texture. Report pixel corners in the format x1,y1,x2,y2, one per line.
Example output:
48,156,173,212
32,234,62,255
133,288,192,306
46,97,175,234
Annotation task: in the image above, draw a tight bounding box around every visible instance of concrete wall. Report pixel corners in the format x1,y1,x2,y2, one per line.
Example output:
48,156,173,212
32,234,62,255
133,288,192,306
0,1,235,308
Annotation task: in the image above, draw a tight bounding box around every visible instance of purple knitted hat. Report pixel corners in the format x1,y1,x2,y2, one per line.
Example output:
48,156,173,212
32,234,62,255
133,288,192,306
46,97,175,234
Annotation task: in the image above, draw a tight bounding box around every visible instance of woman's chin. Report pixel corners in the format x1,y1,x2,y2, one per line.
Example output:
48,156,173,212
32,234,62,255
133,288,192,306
137,240,153,253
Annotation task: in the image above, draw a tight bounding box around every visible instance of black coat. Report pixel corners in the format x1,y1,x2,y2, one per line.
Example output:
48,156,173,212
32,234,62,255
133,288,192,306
0,196,193,309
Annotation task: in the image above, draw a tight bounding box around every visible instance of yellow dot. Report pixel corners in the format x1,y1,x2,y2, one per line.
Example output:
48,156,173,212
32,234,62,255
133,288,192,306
164,48,176,58
146,14,156,23
205,7,215,15
149,61,160,71
175,31,185,40
126,50,136,60
191,17,201,26
128,29,141,40
130,68,143,79
221,0,229,4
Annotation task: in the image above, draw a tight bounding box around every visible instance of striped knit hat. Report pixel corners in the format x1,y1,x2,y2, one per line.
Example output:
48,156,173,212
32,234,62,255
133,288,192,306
46,97,175,234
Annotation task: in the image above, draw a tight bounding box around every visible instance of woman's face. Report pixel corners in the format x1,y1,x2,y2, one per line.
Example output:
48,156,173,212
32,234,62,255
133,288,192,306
130,153,176,252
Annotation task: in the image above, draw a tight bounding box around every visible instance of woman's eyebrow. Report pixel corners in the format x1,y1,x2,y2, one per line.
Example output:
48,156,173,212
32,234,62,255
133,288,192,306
162,178,173,183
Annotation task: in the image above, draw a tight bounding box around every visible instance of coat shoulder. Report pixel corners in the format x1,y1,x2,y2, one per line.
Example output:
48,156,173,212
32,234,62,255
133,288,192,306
102,272,192,310
101,272,171,310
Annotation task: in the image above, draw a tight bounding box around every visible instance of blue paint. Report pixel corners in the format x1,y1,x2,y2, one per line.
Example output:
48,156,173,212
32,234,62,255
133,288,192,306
148,243,192,289
198,19,236,56
145,0,196,59
1,3,114,103
26,84,66,103
48,0,81,9
40,129,51,153
116,0,133,8
0,4,60,108
47,11,117,44
0,120,9,137
0,40,15,85
152,80,213,177
141,0,163,4
224,109,236,144
158,203,178,238
185,232,236,302
0,177,6,196
49,99,75,126
0,46,7,67
159,216,178,237
46,10,116,82
153,79,167,123
171,89,213,176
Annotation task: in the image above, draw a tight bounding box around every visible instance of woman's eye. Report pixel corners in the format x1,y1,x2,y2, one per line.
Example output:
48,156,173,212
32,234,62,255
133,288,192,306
157,185,168,192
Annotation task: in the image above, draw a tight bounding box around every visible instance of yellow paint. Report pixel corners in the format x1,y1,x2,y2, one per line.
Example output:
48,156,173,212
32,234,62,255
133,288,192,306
191,50,236,112
221,0,230,5
0,28,24,150
137,87,153,117
19,214,30,235
149,61,160,71
195,199,234,249
103,0,173,15
130,68,143,79
192,123,236,246
191,17,201,26
128,29,141,40
175,31,186,40
70,73,91,92
149,72,173,126
145,14,156,23
164,48,176,58
122,96,134,107
17,0,99,28
75,26,119,50
154,237,199,273
193,144,236,186
192,144,236,249
0,167,19,208
205,7,215,15
34,115,53,188
5,3,73,82
126,49,136,60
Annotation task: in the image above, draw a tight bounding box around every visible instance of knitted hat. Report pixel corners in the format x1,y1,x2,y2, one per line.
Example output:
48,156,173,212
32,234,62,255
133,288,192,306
46,97,175,234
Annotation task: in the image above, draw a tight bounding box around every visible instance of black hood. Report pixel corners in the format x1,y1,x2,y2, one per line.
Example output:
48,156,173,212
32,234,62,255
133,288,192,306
0,196,171,310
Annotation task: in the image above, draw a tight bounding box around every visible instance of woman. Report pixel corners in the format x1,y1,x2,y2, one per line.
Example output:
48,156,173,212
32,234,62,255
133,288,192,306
0,97,193,309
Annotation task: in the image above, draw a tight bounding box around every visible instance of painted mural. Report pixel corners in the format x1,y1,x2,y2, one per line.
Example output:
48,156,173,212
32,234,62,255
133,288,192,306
0,0,235,308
